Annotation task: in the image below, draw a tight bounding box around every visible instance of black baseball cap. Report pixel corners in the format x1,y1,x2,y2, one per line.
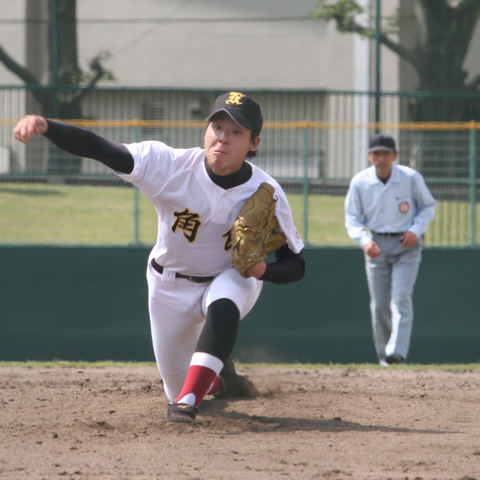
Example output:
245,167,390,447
206,91,263,137
368,134,396,152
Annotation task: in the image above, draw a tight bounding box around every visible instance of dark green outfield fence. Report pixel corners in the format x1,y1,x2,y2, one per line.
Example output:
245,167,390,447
0,246,479,364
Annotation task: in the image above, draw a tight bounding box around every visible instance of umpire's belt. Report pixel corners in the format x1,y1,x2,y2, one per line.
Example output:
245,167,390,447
371,231,404,237
150,258,214,283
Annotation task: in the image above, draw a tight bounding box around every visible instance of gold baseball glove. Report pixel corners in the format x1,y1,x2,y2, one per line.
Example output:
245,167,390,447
231,182,287,277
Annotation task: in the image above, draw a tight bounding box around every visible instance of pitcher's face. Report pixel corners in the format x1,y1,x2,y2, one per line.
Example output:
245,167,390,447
204,114,259,176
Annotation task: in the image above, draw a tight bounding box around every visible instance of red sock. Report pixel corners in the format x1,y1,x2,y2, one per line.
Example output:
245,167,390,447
175,365,217,407
207,375,222,396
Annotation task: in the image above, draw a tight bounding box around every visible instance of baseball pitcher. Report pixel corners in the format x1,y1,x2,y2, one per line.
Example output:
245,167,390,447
14,91,306,423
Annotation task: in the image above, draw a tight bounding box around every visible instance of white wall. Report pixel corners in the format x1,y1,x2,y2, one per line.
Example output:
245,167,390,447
76,0,356,90
0,0,412,92
0,0,26,85
464,20,480,84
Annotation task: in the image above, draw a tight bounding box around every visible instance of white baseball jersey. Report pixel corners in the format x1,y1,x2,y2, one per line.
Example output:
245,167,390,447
117,141,304,277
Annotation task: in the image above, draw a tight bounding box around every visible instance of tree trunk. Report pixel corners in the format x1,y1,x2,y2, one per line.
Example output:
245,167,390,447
405,0,480,121
47,0,83,174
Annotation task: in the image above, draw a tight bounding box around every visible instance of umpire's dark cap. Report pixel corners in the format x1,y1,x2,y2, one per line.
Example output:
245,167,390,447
368,134,396,152
207,91,263,137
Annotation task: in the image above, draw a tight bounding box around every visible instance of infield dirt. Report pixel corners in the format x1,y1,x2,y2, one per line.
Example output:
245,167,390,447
1,365,480,479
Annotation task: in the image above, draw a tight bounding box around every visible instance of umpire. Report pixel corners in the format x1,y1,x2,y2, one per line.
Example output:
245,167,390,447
345,134,437,366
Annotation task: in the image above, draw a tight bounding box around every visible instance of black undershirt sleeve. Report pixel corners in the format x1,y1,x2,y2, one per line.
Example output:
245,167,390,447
43,118,134,174
260,244,306,284
43,120,306,284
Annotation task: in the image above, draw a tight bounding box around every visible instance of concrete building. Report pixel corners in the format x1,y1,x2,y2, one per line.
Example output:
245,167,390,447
0,0,479,179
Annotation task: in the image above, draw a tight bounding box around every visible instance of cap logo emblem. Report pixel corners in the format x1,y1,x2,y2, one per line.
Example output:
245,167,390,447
226,92,246,106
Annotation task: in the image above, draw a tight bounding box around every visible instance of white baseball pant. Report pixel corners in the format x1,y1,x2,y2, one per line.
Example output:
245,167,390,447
146,263,262,401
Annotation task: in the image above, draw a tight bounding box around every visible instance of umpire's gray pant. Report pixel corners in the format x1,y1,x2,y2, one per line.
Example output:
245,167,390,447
365,234,422,363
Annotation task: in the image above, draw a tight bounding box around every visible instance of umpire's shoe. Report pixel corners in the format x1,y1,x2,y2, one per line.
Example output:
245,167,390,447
215,358,259,399
166,403,199,424
385,354,405,365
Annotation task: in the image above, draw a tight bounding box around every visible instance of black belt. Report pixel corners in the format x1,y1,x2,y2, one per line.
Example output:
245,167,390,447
150,259,214,283
372,231,404,237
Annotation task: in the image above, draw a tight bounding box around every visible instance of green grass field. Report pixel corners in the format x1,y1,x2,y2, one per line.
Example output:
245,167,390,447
0,182,354,246
0,182,477,247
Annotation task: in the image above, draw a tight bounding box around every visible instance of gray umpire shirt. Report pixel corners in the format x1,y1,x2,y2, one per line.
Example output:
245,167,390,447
345,163,437,246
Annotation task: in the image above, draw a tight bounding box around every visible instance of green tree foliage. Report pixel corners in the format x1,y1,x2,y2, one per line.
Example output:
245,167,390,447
314,0,480,121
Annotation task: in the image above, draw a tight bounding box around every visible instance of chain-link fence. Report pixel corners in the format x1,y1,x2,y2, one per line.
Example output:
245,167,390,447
1,87,480,247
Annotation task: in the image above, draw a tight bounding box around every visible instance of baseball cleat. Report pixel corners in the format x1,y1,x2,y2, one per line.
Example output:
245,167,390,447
215,357,259,399
166,402,199,424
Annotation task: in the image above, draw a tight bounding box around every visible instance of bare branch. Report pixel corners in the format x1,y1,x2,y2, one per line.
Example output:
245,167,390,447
67,55,105,106
0,43,40,86
328,16,422,70
0,42,55,110
379,33,421,69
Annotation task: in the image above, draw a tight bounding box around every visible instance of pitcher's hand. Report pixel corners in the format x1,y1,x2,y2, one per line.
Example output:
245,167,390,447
245,261,267,279
13,115,48,144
